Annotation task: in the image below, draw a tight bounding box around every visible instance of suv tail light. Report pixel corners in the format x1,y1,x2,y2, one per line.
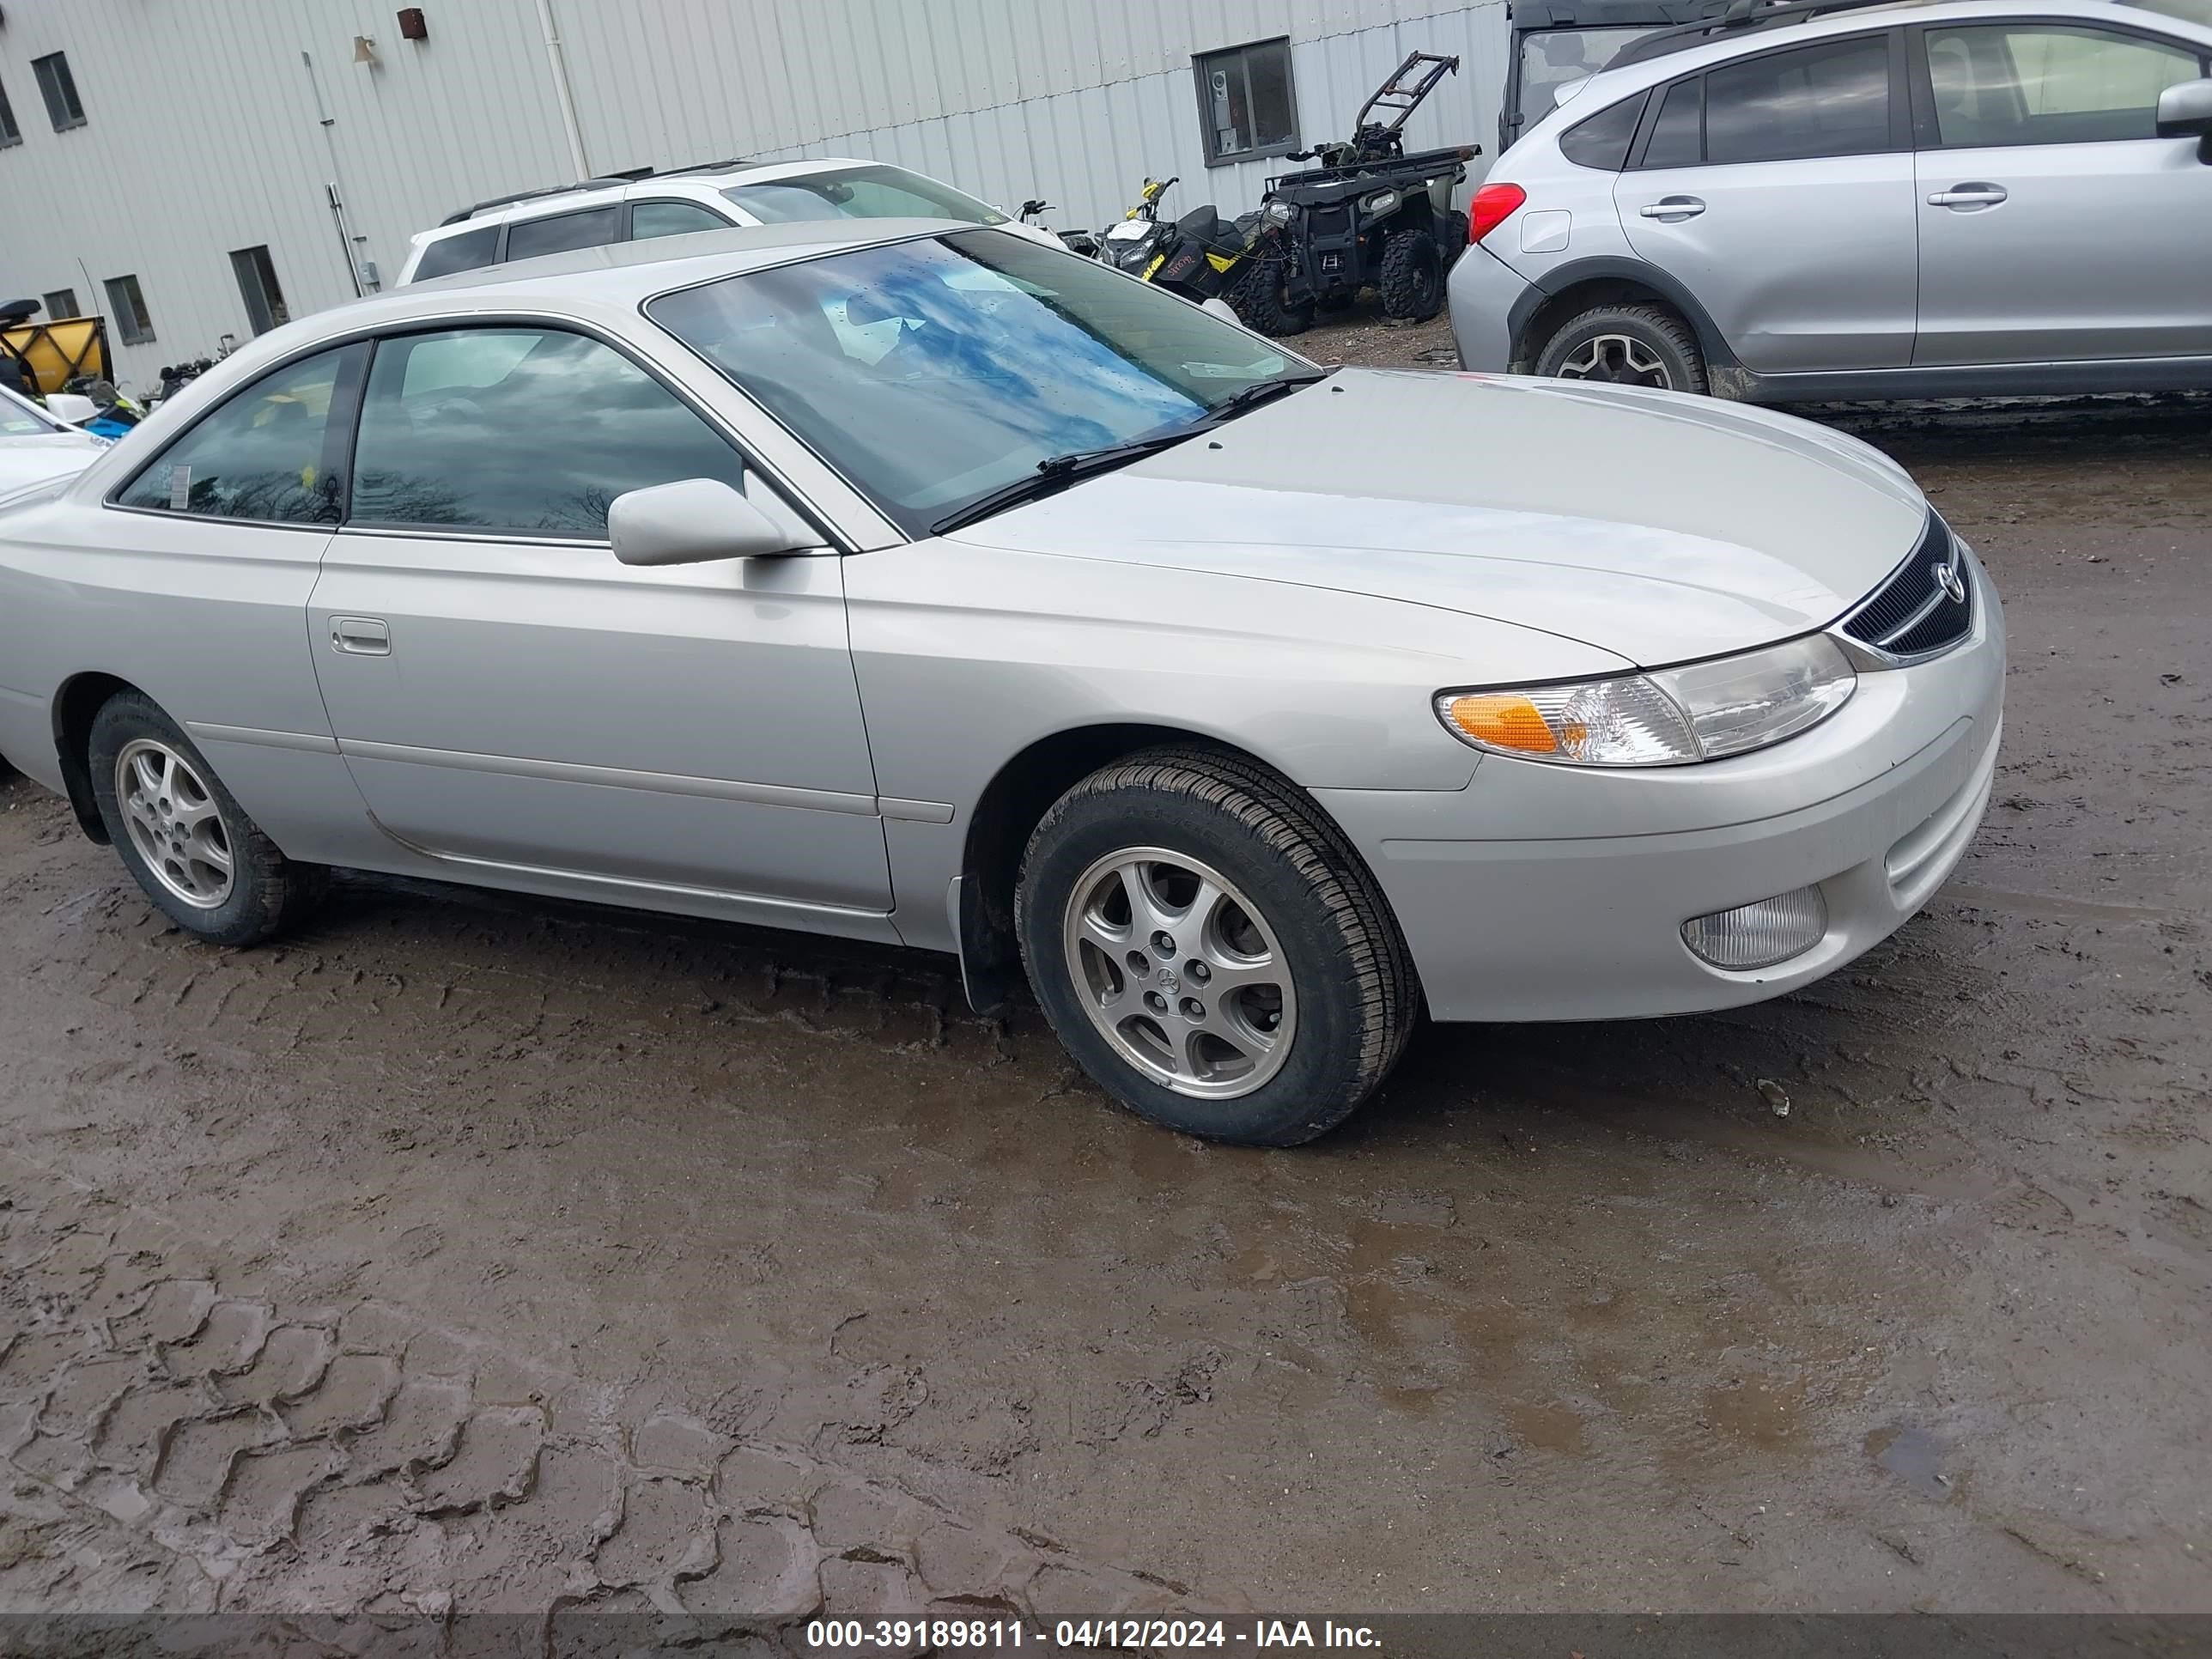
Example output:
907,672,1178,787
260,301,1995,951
1469,183,1527,244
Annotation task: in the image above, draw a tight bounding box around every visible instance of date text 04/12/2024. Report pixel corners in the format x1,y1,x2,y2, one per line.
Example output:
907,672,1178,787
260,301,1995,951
803,1619,1383,1649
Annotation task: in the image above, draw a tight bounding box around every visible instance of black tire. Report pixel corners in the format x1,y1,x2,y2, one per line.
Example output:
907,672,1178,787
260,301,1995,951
1378,229,1444,321
1231,256,1313,337
1015,747,1418,1146
88,690,323,945
1532,303,1707,395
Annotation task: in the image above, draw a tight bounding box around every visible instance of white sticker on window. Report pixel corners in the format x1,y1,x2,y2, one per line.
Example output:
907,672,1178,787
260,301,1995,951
168,465,191,511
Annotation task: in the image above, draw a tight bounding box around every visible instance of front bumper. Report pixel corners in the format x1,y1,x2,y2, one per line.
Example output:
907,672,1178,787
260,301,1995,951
1316,561,2006,1023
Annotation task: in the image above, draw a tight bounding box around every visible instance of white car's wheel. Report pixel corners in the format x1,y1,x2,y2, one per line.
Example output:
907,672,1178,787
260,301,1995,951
1016,748,1418,1145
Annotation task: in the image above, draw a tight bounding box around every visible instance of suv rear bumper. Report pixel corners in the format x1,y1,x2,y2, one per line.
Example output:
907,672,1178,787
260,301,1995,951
1447,243,1536,372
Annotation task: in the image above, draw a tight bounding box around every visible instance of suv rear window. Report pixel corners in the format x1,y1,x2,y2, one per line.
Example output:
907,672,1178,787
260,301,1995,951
1559,90,1650,168
414,225,499,282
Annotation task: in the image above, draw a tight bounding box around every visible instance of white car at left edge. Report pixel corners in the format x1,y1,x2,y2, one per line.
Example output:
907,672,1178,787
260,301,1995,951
1,384,111,497
1,385,108,775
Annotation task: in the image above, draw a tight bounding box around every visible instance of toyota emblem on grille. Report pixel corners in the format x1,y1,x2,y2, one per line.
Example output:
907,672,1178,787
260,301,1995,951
1934,562,1966,605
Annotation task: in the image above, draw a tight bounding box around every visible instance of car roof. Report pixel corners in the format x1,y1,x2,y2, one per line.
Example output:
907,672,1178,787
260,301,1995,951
415,155,896,246
1546,0,2209,97
398,214,975,300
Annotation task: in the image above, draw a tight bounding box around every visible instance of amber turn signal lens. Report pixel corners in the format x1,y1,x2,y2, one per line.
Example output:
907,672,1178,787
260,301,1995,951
1443,693,1558,754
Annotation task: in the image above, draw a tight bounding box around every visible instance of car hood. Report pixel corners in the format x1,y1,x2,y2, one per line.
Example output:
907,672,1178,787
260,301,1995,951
0,433,107,495
945,368,1929,665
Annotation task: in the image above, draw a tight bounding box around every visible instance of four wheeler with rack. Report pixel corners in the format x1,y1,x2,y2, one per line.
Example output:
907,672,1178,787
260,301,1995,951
1243,52,1480,334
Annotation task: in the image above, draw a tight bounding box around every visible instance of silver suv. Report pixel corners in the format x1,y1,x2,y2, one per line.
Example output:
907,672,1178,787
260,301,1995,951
398,157,1058,284
1450,0,2212,399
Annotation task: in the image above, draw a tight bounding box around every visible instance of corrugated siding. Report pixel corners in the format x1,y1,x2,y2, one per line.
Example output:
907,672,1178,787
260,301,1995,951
0,0,1505,392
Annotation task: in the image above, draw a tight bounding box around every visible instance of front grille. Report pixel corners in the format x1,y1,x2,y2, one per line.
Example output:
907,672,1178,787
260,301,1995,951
1305,205,1352,240
1841,514,1972,662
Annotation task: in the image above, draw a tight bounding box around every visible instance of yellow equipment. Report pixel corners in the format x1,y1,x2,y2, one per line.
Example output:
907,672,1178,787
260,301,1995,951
1,313,112,397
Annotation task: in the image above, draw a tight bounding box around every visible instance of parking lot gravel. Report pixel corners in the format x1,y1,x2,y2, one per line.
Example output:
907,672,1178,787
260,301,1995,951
3,322,2208,1623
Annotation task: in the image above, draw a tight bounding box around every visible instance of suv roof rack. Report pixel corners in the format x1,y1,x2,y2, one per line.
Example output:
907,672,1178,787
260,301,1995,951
1610,0,1916,66
439,178,636,227
655,156,752,177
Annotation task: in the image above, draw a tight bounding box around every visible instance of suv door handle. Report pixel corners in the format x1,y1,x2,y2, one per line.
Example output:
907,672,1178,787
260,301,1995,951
331,617,391,656
1928,184,2008,209
1638,196,1705,221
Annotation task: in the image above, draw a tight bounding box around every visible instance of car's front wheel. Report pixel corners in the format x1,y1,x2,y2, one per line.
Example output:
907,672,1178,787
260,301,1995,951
1534,303,1707,394
88,690,323,945
1016,749,1418,1146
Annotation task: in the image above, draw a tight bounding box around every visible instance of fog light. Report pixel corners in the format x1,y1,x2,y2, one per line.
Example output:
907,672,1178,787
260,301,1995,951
1681,885,1827,969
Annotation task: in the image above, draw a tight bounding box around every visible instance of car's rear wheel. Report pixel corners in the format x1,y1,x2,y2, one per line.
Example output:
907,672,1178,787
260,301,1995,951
1379,230,1444,321
1534,303,1707,394
1015,748,1417,1146
88,691,323,945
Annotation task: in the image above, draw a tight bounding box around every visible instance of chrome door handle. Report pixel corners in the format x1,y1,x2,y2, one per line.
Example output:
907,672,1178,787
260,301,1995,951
1928,185,2008,208
331,617,391,656
1638,196,1705,221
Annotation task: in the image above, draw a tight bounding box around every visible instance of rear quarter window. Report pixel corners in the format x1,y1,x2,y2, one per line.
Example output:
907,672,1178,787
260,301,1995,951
413,225,499,282
1559,90,1651,168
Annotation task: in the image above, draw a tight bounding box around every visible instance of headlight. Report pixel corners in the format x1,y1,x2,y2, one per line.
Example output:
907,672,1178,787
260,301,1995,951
1361,189,1401,216
1263,200,1294,225
1436,635,1856,767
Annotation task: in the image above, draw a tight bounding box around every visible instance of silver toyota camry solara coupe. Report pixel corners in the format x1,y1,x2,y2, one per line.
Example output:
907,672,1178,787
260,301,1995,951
0,220,2003,1145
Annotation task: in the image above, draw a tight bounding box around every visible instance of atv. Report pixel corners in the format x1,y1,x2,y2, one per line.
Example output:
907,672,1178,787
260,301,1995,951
1244,52,1480,332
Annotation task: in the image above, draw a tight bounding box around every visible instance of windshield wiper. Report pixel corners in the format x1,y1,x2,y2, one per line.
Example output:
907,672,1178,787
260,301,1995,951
927,371,1332,537
1200,368,1333,423
930,430,1197,536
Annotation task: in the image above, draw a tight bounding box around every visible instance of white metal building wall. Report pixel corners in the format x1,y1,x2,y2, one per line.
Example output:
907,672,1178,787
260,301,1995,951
0,0,1504,392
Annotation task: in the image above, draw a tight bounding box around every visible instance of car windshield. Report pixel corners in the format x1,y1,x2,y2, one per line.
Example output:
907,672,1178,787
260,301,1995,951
724,164,1009,228
0,388,64,437
650,230,1299,537
1520,26,1663,125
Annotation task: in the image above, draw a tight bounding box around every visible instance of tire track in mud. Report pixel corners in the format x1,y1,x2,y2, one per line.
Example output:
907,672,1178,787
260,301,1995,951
0,1153,1210,1622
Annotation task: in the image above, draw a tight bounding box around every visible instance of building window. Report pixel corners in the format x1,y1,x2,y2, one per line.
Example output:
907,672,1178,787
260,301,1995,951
1194,37,1297,166
32,52,86,132
42,289,80,319
0,76,22,147
103,275,155,345
230,246,290,335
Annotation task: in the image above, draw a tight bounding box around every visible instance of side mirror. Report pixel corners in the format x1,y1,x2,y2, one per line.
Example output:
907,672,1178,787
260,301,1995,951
1200,296,1242,326
45,392,101,425
608,477,806,567
2156,78,2212,156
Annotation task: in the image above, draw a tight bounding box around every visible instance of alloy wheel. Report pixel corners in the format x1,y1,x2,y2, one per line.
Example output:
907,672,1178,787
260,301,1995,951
115,738,234,908
1060,847,1297,1099
1556,332,1672,387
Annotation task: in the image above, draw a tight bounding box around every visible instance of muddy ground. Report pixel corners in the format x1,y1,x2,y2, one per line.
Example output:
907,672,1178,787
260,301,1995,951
3,315,2208,1626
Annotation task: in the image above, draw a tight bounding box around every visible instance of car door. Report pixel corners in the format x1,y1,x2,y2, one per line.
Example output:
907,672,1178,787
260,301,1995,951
1616,30,1919,372
97,344,368,859
1911,20,2212,366
306,323,891,914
